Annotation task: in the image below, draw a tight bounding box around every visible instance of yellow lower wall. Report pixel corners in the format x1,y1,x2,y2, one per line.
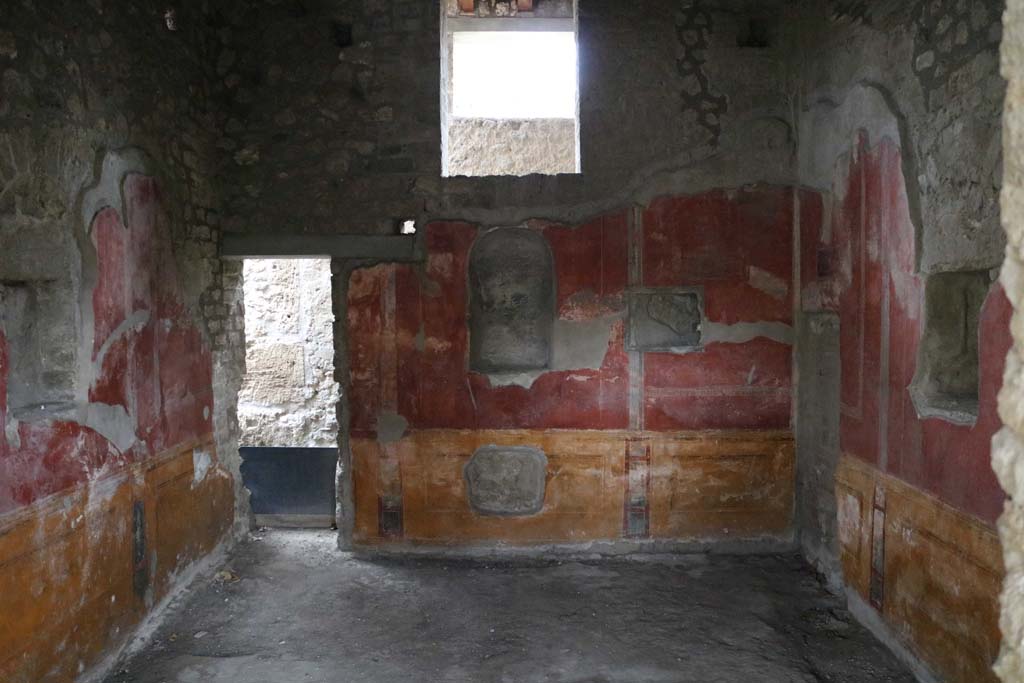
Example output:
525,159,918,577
836,455,1003,683
0,437,234,683
353,429,795,545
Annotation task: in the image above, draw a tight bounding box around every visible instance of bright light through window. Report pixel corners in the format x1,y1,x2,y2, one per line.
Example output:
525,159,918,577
452,32,577,119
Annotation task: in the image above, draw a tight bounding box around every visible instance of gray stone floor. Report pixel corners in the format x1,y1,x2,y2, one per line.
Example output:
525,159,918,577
103,530,915,683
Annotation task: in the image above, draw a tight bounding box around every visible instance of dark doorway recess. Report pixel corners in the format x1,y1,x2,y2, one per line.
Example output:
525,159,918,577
240,447,338,528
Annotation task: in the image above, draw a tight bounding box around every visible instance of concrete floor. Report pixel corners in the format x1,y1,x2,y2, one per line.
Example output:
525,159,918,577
103,530,915,683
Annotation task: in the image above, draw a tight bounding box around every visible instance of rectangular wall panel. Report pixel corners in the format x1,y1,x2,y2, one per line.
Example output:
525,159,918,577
0,438,233,683
353,430,794,545
835,455,1002,683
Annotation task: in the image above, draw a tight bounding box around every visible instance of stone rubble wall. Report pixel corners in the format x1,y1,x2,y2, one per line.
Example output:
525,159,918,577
239,259,339,448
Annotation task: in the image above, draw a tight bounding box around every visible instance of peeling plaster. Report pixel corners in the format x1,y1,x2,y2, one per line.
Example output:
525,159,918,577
79,148,153,232
703,320,794,346
799,83,926,272
4,416,19,449
92,310,151,376
75,148,154,408
81,402,137,453
485,312,623,388
192,449,212,486
748,266,789,302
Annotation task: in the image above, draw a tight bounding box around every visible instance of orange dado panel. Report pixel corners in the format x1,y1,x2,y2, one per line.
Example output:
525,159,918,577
353,430,794,545
835,456,1002,683
0,438,233,683
648,433,794,538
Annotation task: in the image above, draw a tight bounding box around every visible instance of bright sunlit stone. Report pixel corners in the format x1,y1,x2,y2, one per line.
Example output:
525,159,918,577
452,31,577,119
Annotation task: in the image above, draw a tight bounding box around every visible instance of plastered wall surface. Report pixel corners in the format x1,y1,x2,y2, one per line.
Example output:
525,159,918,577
802,134,1010,526
0,1,247,520
0,176,217,511
238,259,339,448
348,187,797,545
836,455,1003,683
351,190,794,436
793,2,1010,679
210,0,803,550
0,2,245,680
800,101,1008,683
0,175,234,683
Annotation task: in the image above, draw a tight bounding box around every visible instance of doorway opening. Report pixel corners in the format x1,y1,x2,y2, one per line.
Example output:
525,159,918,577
237,258,340,528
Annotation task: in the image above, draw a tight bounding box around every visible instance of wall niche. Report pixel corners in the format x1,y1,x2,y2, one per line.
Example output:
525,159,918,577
468,228,554,374
0,281,78,419
910,270,992,425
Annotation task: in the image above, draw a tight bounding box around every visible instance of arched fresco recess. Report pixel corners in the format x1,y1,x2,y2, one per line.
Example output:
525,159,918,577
468,227,555,375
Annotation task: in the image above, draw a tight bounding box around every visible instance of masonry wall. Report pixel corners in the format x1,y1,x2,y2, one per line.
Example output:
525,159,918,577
212,0,799,547
793,2,1008,680
213,0,795,233
0,4,241,681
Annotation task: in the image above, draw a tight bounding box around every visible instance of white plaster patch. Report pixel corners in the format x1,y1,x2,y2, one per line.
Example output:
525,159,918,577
5,416,21,449
485,370,544,389
192,449,213,486
837,492,861,548
425,337,453,353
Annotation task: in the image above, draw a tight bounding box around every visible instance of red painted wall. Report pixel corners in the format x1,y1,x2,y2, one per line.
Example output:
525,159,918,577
642,190,793,430
348,186,795,435
0,175,214,515
802,133,1009,524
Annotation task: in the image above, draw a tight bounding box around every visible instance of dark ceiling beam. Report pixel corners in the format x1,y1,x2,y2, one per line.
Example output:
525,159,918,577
222,233,419,261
